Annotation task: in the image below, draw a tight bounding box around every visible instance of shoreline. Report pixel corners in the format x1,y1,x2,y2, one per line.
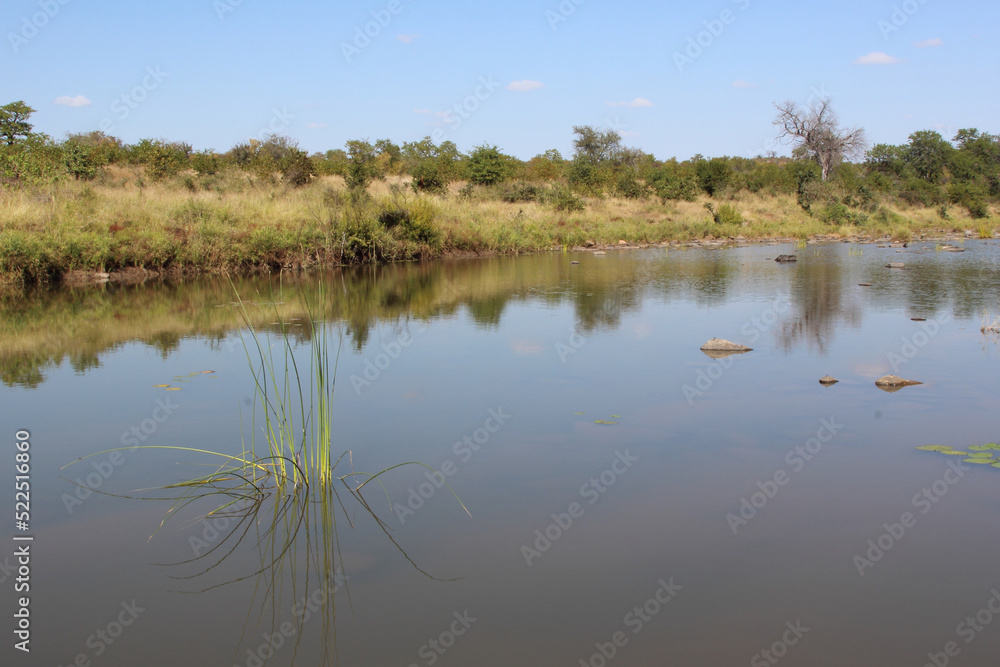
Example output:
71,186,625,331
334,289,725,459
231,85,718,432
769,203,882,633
51,228,994,290
2,174,996,291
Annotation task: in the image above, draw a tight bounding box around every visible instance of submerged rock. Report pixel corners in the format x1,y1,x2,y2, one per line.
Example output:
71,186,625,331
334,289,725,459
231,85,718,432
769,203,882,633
875,375,923,391
700,338,753,357
819,376,839,386
775,255,797,263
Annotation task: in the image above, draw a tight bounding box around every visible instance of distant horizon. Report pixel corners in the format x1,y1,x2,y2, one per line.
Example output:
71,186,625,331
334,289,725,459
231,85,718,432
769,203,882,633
8,0,997,161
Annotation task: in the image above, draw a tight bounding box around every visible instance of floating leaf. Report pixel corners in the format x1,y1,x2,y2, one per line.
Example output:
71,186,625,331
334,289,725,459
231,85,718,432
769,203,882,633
152,384,170,388
165,387,182,391
970,443,1000,451
993,463,1000,469
201,370,215,374
594,420,618,425
573,412,584,415
610,414,622,418
916,445,956,452
939,450,970,456
963,458,994,465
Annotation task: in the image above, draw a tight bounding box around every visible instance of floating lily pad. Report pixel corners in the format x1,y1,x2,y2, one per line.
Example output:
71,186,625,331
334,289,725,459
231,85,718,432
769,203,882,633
594,420,618,425
152,384,170,388
993,463,1000,469
610,414,621,418
916,445,956,452
963,458,995,465
970,443,1000,451
201,370,215,374
165,387,182,391
965,452,995,459
573,412,584,415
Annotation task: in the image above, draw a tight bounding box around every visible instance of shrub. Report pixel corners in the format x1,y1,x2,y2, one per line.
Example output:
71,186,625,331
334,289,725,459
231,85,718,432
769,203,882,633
466,144,513,186
614,171,650,199
497,181,545,203
411,161,448,195
704,202,743,225
63,142,97,180
550,185,585,212
695,158,732,197
191,149,220,175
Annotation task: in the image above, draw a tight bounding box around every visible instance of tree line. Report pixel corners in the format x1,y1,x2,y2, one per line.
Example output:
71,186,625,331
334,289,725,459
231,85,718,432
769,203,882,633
1,99,997,220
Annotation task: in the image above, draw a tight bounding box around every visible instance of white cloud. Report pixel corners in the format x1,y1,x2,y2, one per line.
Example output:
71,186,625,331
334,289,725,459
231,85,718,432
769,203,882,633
914,37,943,48
854,52,905,65
54,95,91,107
732,80,757,89
305,122,326,129
507,80,544,92
413,108,432,114
606,97,654,108
397,34,419,43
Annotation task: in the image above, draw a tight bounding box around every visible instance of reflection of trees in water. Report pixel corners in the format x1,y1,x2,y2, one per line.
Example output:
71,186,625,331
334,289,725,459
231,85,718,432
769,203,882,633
11,246,998,386
778,259,861,353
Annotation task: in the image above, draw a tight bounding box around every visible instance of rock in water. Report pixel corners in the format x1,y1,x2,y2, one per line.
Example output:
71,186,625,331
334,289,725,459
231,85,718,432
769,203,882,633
875,375,923,391
819,376,839,386
775,255,797,263
700,338,753,353
886,262,905,269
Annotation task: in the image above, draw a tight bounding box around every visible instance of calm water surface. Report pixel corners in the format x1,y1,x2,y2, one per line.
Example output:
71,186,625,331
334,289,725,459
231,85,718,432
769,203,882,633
2,241,999,666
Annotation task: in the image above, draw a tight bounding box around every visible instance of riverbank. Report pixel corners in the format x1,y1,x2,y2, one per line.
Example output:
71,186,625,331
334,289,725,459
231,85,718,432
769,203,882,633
1,173,996,288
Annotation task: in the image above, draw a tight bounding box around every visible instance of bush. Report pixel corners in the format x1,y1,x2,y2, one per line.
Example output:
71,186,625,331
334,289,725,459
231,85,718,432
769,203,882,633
550,185,585,212
899,178,945,206
497,181,545,203
695,158,732,197
466,144,513,186
280,148,315,187
191,150,220,175
704,202,743,225
649,162,699,202
411,161,448,195
63,142,97,180
614,171,650,199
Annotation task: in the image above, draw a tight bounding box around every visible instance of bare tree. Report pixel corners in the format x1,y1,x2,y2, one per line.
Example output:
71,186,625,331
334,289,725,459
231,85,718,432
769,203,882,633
772,99,866,180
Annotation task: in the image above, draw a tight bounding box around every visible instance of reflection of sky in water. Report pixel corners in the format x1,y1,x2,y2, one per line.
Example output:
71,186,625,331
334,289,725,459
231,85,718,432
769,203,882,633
2,242,1000,666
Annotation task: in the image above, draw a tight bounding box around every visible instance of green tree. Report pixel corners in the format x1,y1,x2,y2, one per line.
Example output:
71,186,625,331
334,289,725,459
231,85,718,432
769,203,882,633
466,144,513,186
904,130,953,183
345,139,384,191
0,101,36,146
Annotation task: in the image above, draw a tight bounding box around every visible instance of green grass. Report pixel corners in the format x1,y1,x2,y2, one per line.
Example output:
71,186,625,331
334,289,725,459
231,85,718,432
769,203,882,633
2,169,996,287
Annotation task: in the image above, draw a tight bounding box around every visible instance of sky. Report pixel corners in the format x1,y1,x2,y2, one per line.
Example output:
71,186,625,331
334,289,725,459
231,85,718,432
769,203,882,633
4,0,999,161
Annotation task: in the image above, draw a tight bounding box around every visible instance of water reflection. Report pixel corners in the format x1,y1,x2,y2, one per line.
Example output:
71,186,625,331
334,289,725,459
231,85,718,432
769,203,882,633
3,242,999,388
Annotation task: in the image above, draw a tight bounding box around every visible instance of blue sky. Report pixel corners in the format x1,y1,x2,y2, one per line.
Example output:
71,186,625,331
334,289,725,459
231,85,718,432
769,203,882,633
5,0,999,160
